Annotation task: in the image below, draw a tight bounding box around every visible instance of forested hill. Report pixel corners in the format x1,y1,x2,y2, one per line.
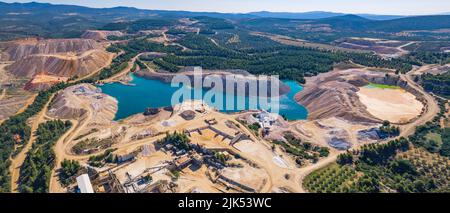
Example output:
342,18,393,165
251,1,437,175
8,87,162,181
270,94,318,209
1,1,450,41
319,15,450,32
241,14,450,32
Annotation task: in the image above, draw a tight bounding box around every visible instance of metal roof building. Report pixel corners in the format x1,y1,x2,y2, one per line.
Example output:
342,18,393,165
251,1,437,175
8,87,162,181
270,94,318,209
76,174,94,193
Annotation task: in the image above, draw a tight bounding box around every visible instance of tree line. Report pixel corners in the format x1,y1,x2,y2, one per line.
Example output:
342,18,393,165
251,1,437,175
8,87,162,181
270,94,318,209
18,120,72,193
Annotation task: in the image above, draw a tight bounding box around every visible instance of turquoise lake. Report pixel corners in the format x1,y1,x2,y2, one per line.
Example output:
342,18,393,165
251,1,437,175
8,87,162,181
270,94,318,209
100,74,308,121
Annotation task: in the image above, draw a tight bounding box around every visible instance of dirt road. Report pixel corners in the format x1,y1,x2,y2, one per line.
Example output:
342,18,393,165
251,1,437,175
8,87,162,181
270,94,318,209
295,66,440,192
398,71,440,137
0,89,5,124
9,94,54,193
47,61,440,193
75,51,116,82
49,119,79,193
396,41,415,56
0,89,5,101
14,94,37,115
297,152,340,193
103,53,146,83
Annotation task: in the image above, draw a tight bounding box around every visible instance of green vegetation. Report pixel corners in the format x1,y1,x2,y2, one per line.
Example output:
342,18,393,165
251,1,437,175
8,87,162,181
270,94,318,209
358,138,410,165
273,133,329,165
157,33,414,82
0,82,76,192
1,3,449,193
88,149,117,168
307,138,414,193
407,52,450,65
157,132,191,151
170,170,180,180
241,15,450,43
312,136,450,193
379,120,400,138
152,58,181,72
59,159,82,186
73,128,99,141
18,120,72,193
106,35,138,41
0,37,159,192
304,163,358,193
213,152,231,164
425,132,443,145
94,38,182,80
420,72,450,98
409,99,449,156
397,149,450,192
247,122,261,134
337,151,354,165
72,137,116,155
367,83,401,89
101,19,177,33
440,129,450,157
193,16,235,30
212,30,282,50
307,138,422,193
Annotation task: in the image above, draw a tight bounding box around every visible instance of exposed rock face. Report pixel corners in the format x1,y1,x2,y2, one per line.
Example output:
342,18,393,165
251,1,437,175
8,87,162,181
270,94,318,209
0,38,101,61
24,74,68,91
295,69,407,123
0,95,29,121
135,69,291,96
8,50,111,78
143,107,161,116
81,30,124,40
0,38,112,83
48,84,118,125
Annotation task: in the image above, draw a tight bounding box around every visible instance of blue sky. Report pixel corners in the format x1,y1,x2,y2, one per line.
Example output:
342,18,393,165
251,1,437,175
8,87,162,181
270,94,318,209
2,0,449,15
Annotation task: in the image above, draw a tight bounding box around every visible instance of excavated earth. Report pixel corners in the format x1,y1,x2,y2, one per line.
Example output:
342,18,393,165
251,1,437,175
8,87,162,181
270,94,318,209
81,30,124,40
7,50,111,78
48,83,117,125
295,68,419,123
0,38,113,85
0,38,102,60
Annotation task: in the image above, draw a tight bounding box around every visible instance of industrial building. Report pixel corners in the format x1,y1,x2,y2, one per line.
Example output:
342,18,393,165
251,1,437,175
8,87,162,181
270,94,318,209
76,174,94,193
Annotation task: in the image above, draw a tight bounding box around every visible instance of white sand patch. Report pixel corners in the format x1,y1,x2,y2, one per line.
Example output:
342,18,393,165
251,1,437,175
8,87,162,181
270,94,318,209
357,87,423,123
273,156,288,168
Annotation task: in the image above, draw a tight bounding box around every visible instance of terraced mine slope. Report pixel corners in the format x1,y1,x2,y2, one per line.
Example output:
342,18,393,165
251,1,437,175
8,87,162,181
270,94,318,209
0,38,113,81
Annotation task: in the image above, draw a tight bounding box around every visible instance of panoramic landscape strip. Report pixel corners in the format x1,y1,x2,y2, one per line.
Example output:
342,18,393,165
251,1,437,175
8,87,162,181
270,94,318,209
0,0,448,198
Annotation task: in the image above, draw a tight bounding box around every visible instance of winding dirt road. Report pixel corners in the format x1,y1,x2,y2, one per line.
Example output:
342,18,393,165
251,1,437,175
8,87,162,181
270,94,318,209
0,89,5,101
49,119,79,193
294,66,440,192
75,51,116,82
9,94,54,193
46,49,440,194
399,71,440,137
103,53,146,83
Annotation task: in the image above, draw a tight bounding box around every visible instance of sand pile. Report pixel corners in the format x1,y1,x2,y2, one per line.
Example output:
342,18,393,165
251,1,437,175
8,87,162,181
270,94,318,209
24,74,69,91
0,38,112,81
295,69,418,123
81,30,124,40
0,38,101,61
8,49,111,78
49,84,118,125
357,87,423,123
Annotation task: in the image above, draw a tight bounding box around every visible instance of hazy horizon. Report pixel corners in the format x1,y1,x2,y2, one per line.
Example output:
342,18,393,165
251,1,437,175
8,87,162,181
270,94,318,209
1,0,449,16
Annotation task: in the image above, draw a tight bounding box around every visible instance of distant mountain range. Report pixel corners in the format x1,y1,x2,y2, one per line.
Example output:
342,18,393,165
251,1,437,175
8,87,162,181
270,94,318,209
248,11,405,20
0,1,448,21
1,1,450,41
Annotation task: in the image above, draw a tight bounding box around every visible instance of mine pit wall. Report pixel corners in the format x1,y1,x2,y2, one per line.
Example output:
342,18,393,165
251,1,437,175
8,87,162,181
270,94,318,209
360,74,427,124
297,71,428,125
135,70,291,97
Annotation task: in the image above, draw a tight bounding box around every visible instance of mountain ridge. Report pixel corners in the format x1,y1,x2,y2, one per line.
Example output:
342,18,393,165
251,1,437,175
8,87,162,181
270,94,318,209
1,1,448,20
